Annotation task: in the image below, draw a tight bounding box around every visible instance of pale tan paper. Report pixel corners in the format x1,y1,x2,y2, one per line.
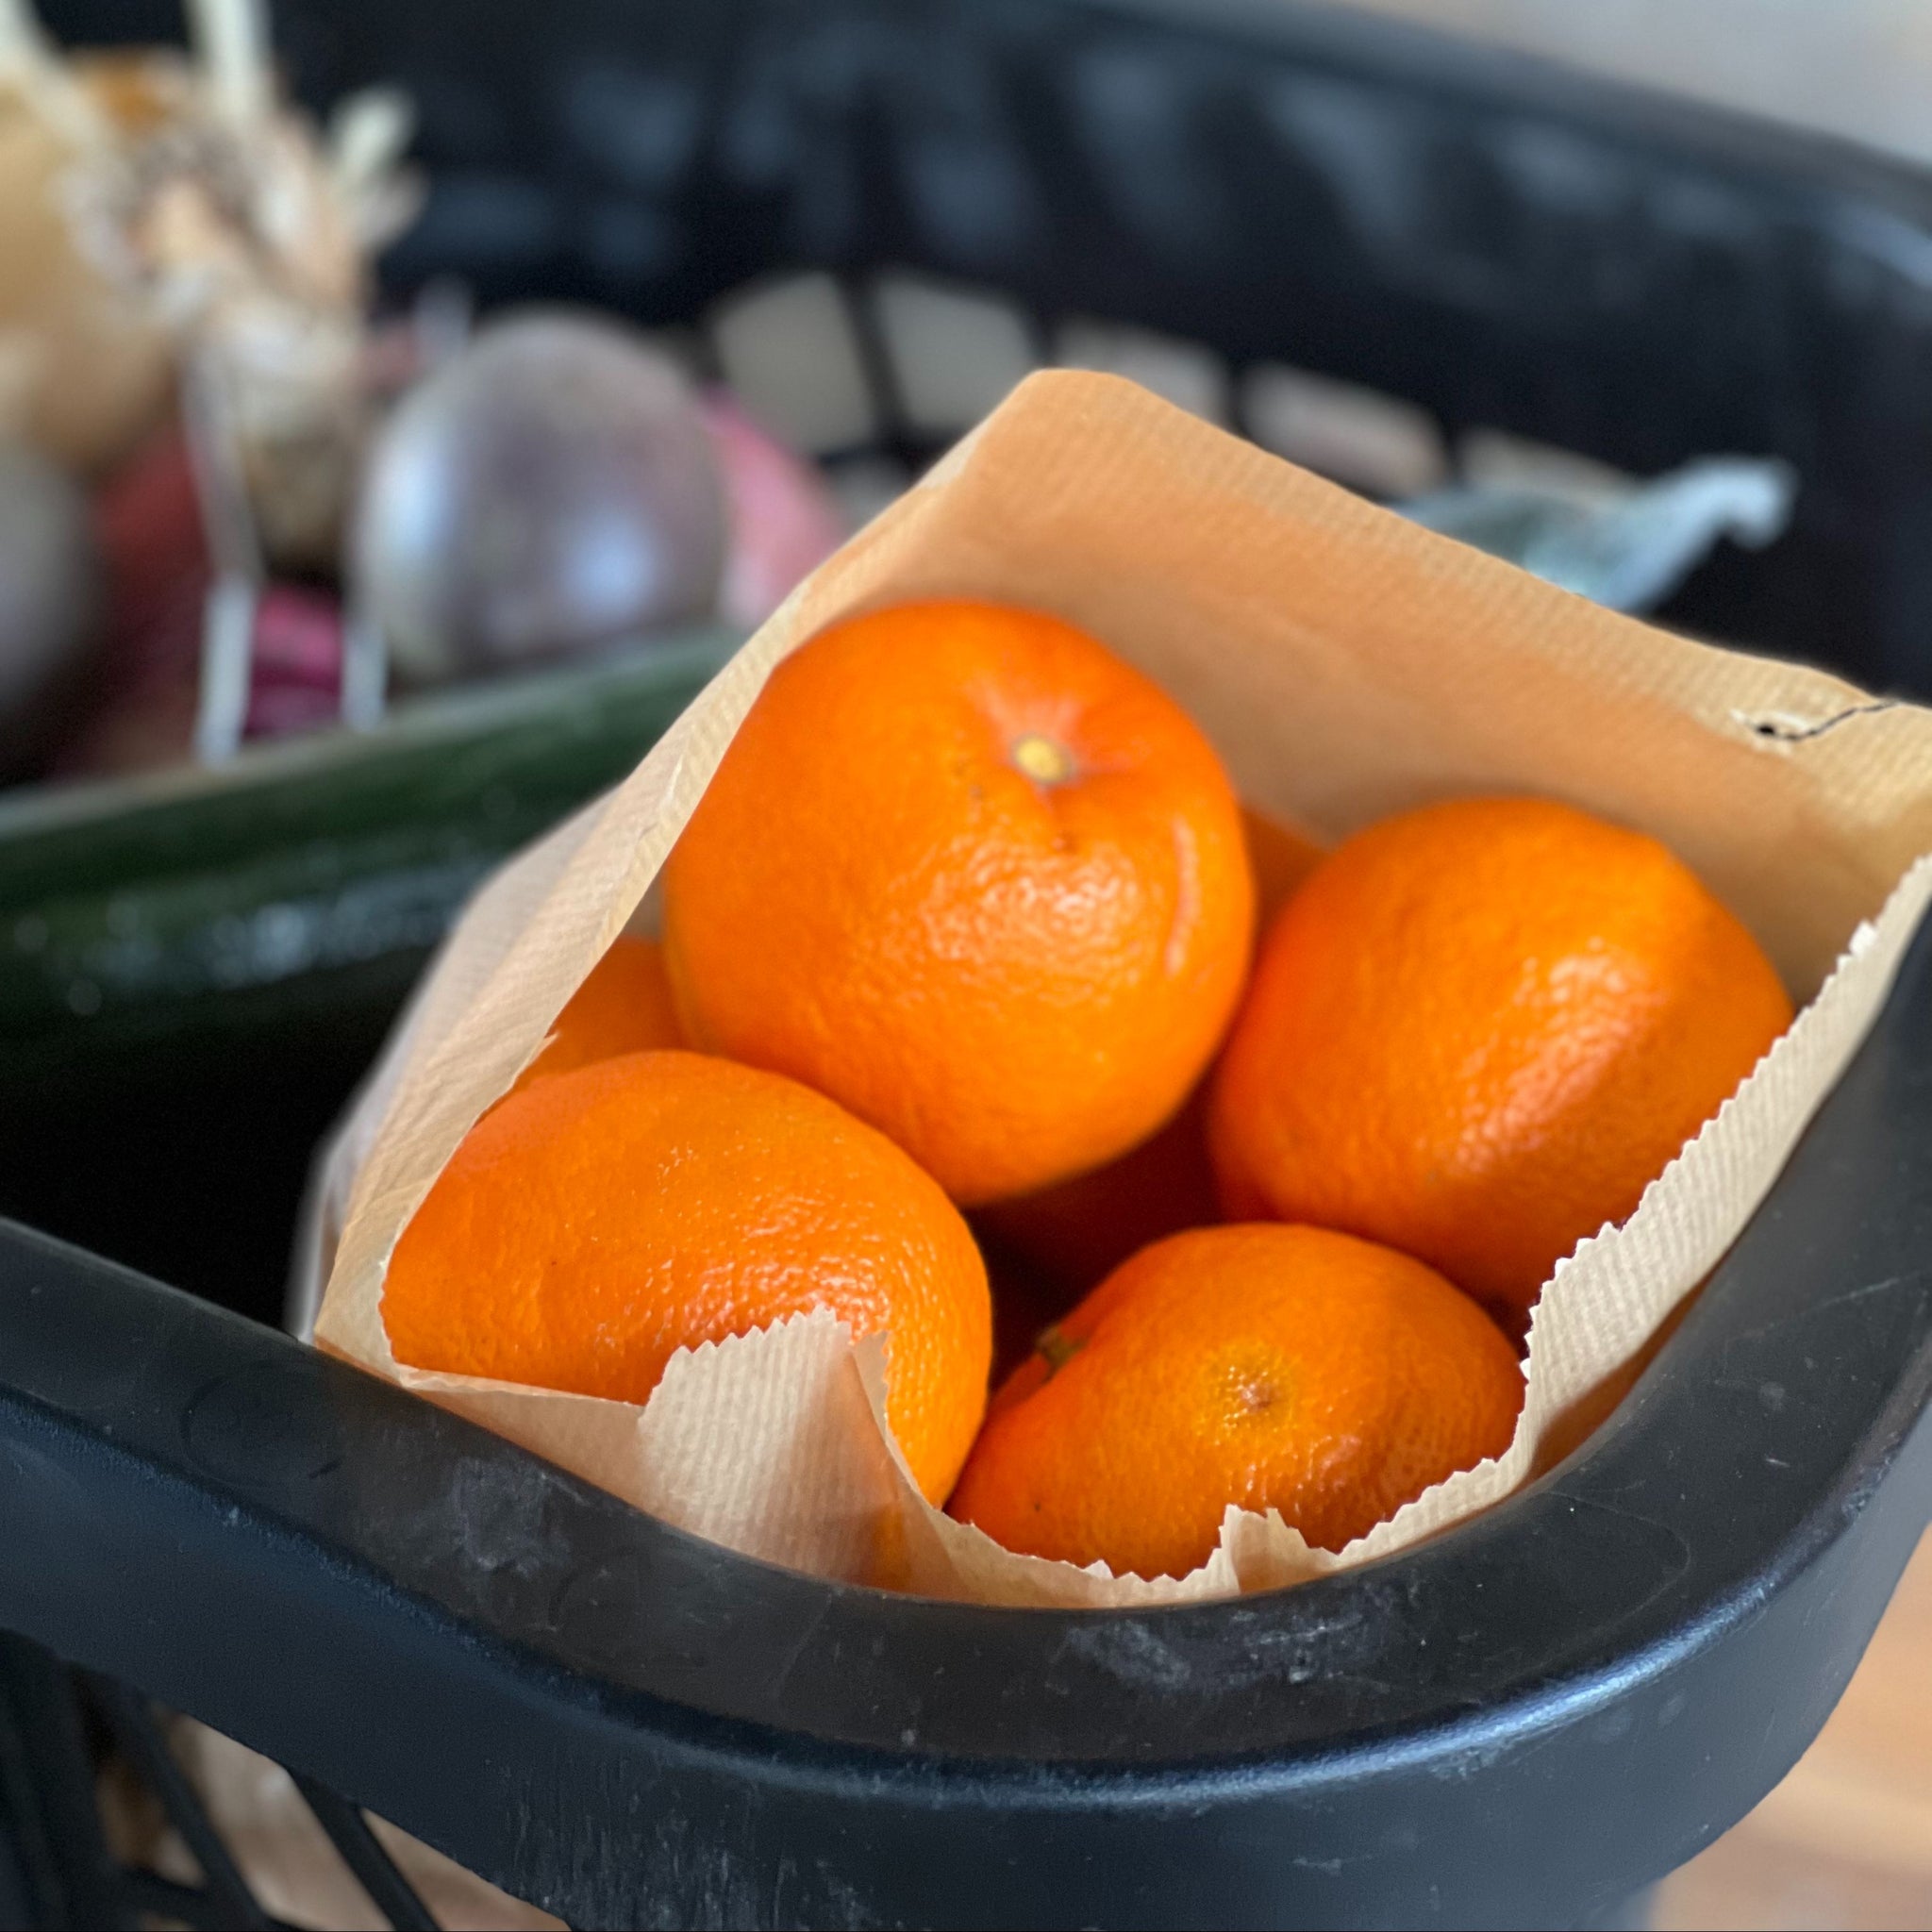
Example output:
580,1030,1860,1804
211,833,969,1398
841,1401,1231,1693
311,371,1932,1606
164,1722,561,1929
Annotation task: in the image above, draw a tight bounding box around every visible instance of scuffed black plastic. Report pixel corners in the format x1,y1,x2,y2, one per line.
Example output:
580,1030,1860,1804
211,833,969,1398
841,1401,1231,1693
0,908,1927,1924
8,2,1932,1925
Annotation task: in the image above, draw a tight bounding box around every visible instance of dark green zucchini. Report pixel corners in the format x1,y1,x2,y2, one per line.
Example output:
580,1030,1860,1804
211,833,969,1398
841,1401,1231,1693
0,630,739,1320
0,630,739,1082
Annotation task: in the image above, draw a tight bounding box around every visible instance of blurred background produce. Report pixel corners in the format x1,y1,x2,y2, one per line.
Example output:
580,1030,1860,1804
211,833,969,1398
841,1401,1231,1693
0,0,1819,808
0,23,176,476
353,309,726,684
0,437,99,773
0,0,852,792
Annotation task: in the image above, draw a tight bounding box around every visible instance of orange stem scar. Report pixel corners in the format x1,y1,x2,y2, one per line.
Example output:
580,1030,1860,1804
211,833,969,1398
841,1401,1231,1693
1012,734,1074,784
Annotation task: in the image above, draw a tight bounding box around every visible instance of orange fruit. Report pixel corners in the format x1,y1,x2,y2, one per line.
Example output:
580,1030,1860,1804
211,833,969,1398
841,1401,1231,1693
384,1049,991,1502
1211,796,1793,1313
948,1223,1522,1576
969,806,1321,1298
661,600,1255,1206
508,935,686,1098
974,1080,1221,1303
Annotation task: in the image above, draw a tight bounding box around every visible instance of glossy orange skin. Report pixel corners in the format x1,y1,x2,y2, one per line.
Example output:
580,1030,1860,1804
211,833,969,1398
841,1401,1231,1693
384,1050,991,1502
661,600,1256,1206
974,799,1321,1298
973,807,1324,1295
1211,796,1794,1313
949,1223,1522,1576
507,935,686,1098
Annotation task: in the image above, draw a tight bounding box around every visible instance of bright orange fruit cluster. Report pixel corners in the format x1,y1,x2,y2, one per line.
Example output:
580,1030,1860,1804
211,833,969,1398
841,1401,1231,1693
382,599,1792,1575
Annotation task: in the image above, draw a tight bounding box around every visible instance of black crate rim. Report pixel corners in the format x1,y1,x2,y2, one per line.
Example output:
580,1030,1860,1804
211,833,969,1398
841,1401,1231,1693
2,907,1929,1924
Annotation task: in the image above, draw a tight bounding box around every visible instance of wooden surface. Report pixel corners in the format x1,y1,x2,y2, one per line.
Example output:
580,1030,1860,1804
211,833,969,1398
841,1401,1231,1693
1652,1529,1932,1930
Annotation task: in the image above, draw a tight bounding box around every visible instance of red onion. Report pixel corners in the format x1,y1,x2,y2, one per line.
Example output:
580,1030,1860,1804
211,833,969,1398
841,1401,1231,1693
351,310,726,683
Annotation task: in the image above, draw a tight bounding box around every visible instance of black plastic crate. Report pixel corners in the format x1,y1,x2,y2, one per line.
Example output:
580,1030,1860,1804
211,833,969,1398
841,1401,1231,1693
1,2,1929,1925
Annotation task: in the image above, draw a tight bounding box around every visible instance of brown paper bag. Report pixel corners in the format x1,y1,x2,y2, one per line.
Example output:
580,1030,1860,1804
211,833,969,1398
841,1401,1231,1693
308,371,1932,1607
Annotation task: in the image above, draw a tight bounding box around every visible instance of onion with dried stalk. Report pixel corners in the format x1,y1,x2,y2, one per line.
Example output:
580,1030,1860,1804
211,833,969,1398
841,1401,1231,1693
0,1,179,474
4,0,419,572
88,0,420,571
